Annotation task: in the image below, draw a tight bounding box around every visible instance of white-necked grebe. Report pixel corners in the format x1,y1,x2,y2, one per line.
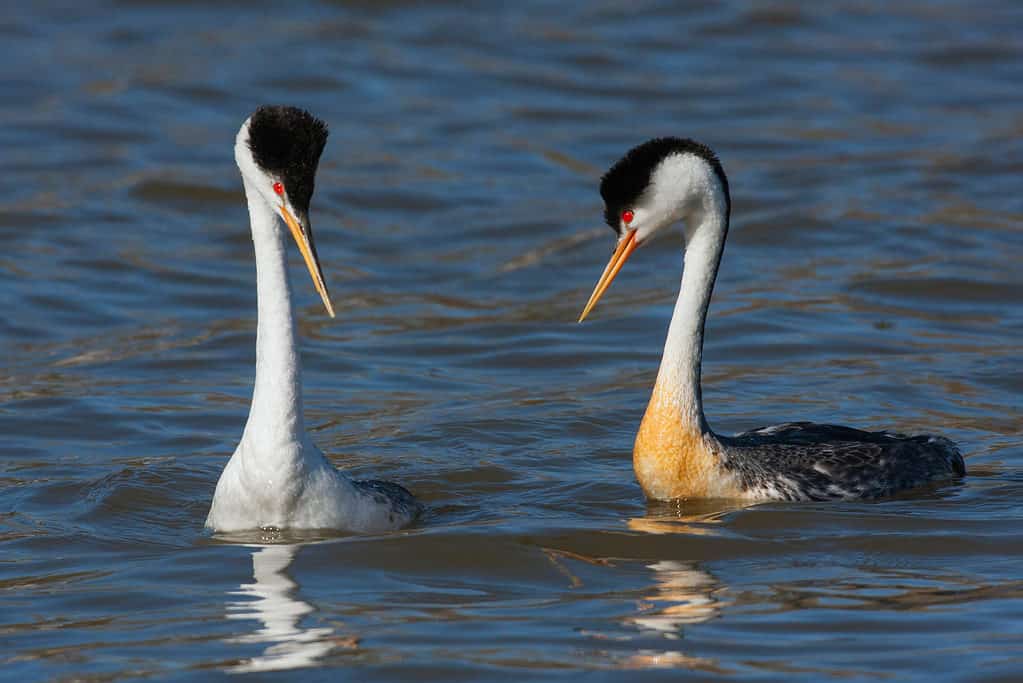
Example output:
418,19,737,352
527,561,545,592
206,106,419,532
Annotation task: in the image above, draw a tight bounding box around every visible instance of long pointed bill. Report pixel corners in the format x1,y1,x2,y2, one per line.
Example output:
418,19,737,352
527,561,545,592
280,205,336,318
578,228,638,323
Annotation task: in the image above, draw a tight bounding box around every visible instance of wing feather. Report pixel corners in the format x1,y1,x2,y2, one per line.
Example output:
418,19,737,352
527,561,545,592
719,422,964,500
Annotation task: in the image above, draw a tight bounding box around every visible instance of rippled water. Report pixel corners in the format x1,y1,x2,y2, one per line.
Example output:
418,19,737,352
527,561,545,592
3,1,1022,679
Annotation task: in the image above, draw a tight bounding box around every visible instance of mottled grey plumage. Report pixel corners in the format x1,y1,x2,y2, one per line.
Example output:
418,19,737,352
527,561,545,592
715,422,965,500
353,479,423,526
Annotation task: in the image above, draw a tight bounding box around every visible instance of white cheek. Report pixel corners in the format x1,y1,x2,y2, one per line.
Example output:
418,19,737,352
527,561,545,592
627,211,656,242
636,225,658,244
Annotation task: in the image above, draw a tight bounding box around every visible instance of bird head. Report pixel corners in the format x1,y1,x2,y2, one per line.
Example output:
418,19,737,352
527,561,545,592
578,137,730,322
235,105,334,317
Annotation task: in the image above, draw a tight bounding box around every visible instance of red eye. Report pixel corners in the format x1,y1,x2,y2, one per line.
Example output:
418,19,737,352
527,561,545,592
622,209,634,224
272,182,284,196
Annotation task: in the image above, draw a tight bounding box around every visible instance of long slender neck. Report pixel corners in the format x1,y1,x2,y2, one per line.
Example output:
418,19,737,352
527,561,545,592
240,179,307,449
651,202,728,435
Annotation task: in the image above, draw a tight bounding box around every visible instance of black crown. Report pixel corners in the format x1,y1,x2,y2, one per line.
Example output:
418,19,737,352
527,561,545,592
599,137,730,232
247,106,329,214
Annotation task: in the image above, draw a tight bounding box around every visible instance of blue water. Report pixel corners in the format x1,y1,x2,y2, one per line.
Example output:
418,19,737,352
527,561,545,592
2,1,1022,680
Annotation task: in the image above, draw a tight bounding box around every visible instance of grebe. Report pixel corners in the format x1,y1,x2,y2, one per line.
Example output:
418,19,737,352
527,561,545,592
578,138,965,502
206,106,420,532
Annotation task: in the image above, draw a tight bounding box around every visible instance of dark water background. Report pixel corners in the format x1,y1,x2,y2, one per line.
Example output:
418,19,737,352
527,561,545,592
2,1,1022,680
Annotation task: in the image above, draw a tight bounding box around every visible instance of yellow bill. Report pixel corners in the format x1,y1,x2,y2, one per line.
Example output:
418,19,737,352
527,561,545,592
578,228,638,323
280,205,335,318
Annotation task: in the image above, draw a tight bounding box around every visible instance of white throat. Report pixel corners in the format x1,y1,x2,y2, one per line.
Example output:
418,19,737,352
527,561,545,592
239,177,309,451
647,155,729,433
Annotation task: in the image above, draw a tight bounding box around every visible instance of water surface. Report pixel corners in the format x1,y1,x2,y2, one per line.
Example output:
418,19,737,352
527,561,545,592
2,1,1022,680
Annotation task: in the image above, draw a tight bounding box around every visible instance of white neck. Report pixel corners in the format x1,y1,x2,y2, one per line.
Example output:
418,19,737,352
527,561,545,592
239,178,308,451
653,199,728,435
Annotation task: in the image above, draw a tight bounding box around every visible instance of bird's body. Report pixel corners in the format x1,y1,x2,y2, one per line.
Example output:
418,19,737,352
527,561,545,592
206,106,419,533
634,415,964,502
580,137,965,502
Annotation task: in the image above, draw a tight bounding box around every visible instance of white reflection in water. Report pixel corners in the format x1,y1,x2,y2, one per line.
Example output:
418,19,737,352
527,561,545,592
615,510,734,671
626,507,729,635
607,557,729,671
225,544,352,673
628,560,721,635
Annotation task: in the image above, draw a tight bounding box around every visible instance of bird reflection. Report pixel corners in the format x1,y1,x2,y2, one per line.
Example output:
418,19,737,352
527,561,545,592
225,543,355,673
617,501,740,671
627,497,746,536
627,560,721,635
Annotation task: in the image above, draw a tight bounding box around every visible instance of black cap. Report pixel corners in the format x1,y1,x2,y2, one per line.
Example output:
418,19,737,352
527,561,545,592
247,105,329,214
599,137,730,233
